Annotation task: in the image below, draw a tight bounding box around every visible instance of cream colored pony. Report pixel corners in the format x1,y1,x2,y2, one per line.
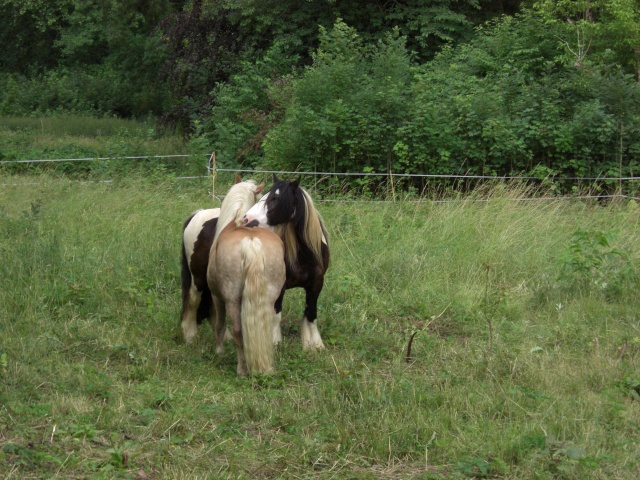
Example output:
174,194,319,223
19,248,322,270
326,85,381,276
206,178,286,375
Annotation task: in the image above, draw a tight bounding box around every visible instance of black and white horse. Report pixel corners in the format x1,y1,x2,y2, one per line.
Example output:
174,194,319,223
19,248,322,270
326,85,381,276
243,175,329,350
180,179,265,344
180,208,220,343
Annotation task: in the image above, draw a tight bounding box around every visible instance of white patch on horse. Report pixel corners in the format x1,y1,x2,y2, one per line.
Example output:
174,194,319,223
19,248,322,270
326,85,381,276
184,209,220,260
181,287,202,344
301,316,325,350
272,312,282,345
181,208,220,344
243,192,272,229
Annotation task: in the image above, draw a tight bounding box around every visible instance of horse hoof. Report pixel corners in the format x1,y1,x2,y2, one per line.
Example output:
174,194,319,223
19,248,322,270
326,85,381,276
303,341,326,351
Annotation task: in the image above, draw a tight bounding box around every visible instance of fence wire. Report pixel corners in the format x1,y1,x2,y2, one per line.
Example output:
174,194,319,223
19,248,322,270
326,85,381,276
0,154,206,165
214,167,640,182
2,154,639,203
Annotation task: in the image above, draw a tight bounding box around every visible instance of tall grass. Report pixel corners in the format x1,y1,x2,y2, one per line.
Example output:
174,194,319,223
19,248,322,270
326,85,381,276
0,115,162,137
0,115,201,178
0,175,638,479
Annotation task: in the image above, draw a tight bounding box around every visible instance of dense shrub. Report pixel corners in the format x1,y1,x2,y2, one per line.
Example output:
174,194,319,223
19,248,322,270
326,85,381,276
240,14,640,184
0,66,170,118
397,13,640,179
261,22,413,174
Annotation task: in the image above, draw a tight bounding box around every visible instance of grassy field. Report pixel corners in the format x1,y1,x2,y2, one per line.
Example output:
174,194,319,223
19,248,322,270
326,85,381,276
0,115,204,178
0,171,638,479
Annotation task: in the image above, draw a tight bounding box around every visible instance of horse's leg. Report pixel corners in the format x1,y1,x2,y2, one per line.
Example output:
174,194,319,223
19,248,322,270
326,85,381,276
180,285,201,344
227,302,248,376
224,328,233,341
211,296,226,355
211,294,233,342
301,280,325,351
272,288,285,345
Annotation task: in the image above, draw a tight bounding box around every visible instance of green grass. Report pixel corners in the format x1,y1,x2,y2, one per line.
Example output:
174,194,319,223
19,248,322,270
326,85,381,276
0,115,203,178
0,115,164,137
1,174,639,479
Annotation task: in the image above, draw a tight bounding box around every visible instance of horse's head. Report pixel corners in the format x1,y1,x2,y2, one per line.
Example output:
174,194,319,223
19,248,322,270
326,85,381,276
233,174,265,201
226,178,264,209
243,174,302,229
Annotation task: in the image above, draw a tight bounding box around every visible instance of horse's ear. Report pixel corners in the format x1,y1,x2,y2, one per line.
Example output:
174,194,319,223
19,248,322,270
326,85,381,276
235,174,243,184
291,177,301,189
255,183,265,194
272,173,280,184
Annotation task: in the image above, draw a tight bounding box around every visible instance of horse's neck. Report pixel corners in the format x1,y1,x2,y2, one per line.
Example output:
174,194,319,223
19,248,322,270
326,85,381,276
215,212,237,240
273,223,295,269
287,207,325,267
216,202,249,240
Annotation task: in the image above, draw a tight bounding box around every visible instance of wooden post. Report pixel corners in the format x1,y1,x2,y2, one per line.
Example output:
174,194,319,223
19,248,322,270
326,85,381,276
211,152,217,202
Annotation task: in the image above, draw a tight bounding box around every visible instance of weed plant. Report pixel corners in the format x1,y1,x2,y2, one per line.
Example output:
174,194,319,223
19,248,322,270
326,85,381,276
0,174,639,479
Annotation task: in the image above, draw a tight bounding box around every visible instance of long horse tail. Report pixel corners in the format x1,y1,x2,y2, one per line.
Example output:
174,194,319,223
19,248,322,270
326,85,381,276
240,237,275,374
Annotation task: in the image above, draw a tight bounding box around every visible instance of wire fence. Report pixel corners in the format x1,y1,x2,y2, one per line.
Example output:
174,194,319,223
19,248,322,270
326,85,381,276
1,153,639,203
214,167,640,182
0,154,202,165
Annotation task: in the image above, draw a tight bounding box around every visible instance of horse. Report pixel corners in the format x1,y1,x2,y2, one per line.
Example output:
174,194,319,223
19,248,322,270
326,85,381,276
207,179,286,375
180,176,263,344
180,208,220,343
242,174,330,351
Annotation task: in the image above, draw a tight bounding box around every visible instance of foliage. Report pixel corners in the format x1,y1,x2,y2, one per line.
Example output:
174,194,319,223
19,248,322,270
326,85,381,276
0,0,174,117
534,0,640,76
0,64,170,118
558,228,639,296
206,13,639,187
260,21,413,173
2,0,640,182
157,0,241,132
402,12,640,180
194,41,299,167
170,0,500,138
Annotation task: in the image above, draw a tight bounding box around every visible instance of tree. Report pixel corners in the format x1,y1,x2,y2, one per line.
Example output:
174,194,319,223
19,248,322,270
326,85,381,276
0,0,72,73
192,0,519,162
600,0,640,81
261,21,413,173
534,0,640,79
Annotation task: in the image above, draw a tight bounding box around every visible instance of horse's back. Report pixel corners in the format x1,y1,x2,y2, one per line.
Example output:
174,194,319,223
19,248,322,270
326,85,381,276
183,209,220,259
211,226,285,301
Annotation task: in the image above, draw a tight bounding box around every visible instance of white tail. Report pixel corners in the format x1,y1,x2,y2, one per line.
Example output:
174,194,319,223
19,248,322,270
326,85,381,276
240,237,275,374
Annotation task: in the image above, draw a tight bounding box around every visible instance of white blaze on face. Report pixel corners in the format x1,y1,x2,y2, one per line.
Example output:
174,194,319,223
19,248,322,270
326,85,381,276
243,190,276,229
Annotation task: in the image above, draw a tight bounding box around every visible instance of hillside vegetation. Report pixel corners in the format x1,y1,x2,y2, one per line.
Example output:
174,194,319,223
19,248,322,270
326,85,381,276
1,1,640,181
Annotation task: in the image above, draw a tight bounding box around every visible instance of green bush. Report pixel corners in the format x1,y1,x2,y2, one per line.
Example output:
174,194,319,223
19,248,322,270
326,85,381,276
0,65,169,118
398,13,639,179
205,14,640,191
559,228,639,297
262,21,412,174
